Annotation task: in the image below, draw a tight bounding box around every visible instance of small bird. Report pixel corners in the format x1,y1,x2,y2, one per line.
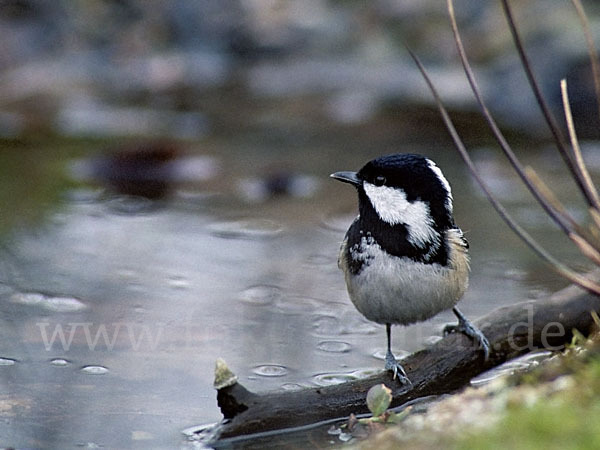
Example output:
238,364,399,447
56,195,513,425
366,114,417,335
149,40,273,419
331,153,489,384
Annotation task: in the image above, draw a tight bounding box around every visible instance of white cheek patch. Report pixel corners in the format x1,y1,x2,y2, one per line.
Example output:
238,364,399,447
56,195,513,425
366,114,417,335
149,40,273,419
363,182,439,248
427,159,453,213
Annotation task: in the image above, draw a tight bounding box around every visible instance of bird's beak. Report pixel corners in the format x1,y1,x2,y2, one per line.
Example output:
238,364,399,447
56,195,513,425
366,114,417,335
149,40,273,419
330,171,361,186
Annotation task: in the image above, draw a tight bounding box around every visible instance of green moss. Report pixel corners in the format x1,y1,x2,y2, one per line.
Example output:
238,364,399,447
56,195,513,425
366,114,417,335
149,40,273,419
460,399,600,450
458,340,600,450
470,399,599,449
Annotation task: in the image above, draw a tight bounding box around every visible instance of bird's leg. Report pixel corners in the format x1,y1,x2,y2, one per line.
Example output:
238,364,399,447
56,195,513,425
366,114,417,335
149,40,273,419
384,323,411,385
444,307,490,360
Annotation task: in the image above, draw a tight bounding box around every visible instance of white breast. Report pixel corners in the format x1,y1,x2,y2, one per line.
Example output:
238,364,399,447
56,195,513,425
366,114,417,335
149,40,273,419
341,229,469,325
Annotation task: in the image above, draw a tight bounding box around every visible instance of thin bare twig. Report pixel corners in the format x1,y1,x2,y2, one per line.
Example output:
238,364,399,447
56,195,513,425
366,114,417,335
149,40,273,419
591,209,600,238
571,0,600,124
571,233,600,267
525,166,600,266
500,0,598,209
447,0,589,241
560,79,600,232
406,47,600,296
523,166,571,221
570,0,600,230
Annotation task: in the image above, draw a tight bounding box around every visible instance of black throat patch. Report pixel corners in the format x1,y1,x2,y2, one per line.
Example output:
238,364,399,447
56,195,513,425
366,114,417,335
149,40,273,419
343,214,449,275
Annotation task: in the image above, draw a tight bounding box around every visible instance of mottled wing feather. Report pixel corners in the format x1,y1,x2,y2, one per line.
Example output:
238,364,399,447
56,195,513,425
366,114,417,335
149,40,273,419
453,227,469,249
337,236,347,269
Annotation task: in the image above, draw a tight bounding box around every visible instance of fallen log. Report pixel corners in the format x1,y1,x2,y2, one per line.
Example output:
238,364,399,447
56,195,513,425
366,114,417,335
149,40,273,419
212,281,600,441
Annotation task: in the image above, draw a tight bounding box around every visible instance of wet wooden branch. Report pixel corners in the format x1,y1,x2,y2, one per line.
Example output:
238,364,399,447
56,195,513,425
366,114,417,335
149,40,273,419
212,281,600,441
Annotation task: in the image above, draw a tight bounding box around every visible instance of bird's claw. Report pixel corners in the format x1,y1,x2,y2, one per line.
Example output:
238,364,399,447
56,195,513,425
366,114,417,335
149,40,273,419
444,317,490,361
385,353,412,386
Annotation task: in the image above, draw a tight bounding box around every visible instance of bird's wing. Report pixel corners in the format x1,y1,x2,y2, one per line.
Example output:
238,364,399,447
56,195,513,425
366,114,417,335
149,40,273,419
337,236,348,269
452,227,469,249
338,216,359,269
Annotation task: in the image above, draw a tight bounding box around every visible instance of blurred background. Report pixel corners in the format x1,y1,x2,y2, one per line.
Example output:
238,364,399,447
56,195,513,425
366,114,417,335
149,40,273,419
1,0,600,447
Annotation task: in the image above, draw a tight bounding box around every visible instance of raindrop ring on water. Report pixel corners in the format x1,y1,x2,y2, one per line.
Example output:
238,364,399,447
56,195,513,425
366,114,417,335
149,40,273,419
252,364,288,377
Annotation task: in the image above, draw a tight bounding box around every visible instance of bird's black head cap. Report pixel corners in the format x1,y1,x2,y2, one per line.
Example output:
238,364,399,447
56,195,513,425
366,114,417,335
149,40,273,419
356,153,453,228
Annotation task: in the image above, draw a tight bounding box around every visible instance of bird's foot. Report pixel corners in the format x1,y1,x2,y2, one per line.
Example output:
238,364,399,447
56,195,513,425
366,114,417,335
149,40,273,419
385,352,412,386
444,311,490,360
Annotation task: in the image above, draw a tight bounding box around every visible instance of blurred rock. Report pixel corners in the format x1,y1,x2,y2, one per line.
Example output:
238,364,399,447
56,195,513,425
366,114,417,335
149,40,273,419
0,111,25,137
0,0,598,137
559,58,600,139
69,142,219,199
56,97,209,139
237,169,320,202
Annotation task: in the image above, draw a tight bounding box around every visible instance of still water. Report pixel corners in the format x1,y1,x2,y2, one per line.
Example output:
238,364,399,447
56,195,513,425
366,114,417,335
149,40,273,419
0,134,593,448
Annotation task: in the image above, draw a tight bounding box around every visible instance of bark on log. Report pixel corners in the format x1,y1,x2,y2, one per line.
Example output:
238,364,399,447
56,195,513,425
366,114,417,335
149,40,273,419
213,282,600,441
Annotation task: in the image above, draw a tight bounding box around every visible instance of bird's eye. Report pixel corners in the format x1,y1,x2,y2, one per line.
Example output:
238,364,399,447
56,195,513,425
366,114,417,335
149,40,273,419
374,175,386,186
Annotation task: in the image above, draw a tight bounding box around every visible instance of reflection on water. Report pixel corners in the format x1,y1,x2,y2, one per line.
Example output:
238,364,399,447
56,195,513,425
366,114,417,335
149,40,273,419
312,368,381,387
0,138,594,448
80,365,110,375
10,291,88,312
470,350,554,387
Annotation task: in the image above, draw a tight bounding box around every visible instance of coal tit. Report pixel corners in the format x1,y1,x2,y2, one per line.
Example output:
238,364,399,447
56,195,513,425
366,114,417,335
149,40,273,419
331,153,490,384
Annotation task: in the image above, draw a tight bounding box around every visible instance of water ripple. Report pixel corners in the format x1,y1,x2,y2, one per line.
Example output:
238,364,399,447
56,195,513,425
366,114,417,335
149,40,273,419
372,349,409,361
274,295,320,314
50,358,71,367
252,364,288,377
104,195,157,214
239,285,282,306
280,383,305,391
304,253,336,266
81,365,109,375
207,219,283,240
10,292,88,313
166,275,190,290
317,340,352,353
319,212,355,233
311,314,343,336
